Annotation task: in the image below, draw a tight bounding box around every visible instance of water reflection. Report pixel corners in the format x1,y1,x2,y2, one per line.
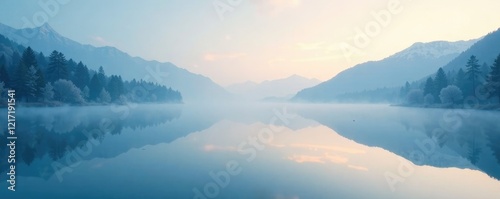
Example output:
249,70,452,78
0,104,498,199
295,104,500,180
0,104,188,177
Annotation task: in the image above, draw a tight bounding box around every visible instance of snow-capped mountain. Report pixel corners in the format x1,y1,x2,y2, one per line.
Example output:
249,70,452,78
392,40,477,60
293,39,478,102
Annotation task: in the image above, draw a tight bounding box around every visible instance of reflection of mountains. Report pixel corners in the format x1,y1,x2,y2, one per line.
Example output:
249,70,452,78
296,105,500,180
0,104,223,178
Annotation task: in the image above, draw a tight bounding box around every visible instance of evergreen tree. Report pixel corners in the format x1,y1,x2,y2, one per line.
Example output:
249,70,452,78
487,53,500,101
35,68,46,99
11,51,21,73
37,52,47,69
42,82,54,102
20,47,46,100
0,54,5,66
13,62,29,100
481,62,490,82
0,63,10,87
21,47,37,68
98,88,111,103
97,66,106,85
434,68,448,102
400,81,411,98
72,61,90,90
89,74,102,101
107,75,124,101
25,66,39,101
465,55,481,96
455,68,467,92
47,50,68,82
67,59,77,79
424,77,434,96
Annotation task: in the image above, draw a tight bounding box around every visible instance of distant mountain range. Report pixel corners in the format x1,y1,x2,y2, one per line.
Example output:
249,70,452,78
226,75,320,101
293,39,478,102
0,23,230,102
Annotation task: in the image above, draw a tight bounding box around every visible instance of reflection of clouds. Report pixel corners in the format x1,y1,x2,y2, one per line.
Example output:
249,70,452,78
289,143,366,154
347,165,368,171
287,153,348,164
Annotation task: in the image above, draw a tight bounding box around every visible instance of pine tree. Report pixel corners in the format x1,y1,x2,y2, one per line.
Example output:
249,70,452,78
72,61,90,90
13,62,29,100
47,50,68,82
11,51,21,72
89,74,102,101
35,68,46,99
37,52,47,69
97,66,106,86
465,55,481,96
107,75,124,101
481,62,490,82
434,68,448,102
26,66,39,101
487,53,500,102
0,63,10,87
67,59,77,79
424,77,434,96
21,47,37,68
455,68,467,92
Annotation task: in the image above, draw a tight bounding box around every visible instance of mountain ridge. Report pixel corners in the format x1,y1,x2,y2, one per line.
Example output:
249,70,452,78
0,23,230,102
227,74,321,100
293,38,478,102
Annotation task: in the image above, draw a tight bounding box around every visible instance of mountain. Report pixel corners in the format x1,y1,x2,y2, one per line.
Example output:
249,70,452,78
226,75,321,101
0,23,230,102
440,28,500,72
293,39,478,102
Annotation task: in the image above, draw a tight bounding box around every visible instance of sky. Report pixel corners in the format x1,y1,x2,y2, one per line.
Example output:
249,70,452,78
1,0,500,86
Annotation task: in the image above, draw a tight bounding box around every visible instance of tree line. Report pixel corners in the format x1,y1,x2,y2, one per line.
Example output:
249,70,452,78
400,53,500,108
0,47,182,105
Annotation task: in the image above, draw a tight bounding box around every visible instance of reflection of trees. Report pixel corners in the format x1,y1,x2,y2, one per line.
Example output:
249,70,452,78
0,106,182,172
466,130,482,165
22,146,36,165
485,124,500,166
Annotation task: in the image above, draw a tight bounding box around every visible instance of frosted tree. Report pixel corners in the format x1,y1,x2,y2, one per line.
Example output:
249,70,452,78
82,86,90,100
42,82,54,102
53,79,84,104
98,88,111,104
424,93,435,105
439,85,463,105
406,89,424,105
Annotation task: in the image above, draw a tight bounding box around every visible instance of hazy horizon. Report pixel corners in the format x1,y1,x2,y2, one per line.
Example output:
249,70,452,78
1,0,500,86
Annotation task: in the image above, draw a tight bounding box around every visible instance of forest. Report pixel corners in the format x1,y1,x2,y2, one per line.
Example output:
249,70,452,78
0,35,182,106
399,54,500,109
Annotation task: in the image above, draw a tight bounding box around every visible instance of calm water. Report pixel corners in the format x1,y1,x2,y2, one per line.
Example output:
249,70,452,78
1,104,499,199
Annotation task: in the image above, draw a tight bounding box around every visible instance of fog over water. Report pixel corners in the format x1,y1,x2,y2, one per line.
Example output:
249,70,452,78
0,103,499,199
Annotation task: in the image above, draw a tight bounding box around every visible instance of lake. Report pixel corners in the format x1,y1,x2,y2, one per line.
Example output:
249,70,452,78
1,103,499,199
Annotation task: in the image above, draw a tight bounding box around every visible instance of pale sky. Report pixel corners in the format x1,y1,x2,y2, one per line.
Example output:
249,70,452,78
1,0,500,86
